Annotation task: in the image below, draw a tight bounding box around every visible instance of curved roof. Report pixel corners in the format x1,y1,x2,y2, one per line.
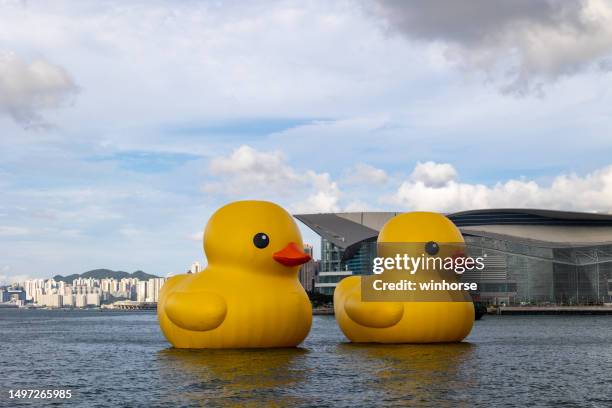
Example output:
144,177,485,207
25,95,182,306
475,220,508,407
460,225,612,247
448,208,612,227
294,213,380,250
296,209,612,251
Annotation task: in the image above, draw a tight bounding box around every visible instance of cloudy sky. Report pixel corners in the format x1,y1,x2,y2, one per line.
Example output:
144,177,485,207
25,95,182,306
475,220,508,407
2,0,612,282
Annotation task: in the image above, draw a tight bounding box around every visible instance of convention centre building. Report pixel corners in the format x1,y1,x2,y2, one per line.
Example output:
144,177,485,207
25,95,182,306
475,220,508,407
295,209,612,305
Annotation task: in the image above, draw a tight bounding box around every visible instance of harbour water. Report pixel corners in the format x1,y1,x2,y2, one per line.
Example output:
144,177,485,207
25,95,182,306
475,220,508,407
1,309,611,407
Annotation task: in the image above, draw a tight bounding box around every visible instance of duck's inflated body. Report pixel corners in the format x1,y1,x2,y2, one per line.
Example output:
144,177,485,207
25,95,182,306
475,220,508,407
334,277,474,343
158,201,312,349
334,212,475,343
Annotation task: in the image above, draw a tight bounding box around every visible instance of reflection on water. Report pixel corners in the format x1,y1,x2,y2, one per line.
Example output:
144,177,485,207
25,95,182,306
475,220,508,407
335,343,475,407
1,310,611,407
154,325,477,407
154,326,477,407
330,343,475,407
157,347,308,407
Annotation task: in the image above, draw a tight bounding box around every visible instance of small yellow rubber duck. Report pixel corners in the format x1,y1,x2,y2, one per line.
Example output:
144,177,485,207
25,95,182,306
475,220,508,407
334,212,475,343
158,200,313,348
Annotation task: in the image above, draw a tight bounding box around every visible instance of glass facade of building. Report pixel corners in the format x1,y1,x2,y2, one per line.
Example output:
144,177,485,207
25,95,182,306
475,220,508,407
317,232,612,303
299,210,612,302
463,235,612,305
344,241,377,276
321,238,343,273
316,238,346,295
316,239,377,295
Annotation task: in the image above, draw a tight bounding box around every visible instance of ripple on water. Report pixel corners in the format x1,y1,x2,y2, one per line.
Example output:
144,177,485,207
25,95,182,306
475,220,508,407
1,310,611,407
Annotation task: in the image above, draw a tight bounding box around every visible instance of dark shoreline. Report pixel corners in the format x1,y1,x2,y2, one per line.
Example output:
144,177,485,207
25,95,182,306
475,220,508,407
494,306,612,315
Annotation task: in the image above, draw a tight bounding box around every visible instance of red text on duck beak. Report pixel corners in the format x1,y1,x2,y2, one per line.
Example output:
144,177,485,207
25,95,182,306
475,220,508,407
273,242,311,267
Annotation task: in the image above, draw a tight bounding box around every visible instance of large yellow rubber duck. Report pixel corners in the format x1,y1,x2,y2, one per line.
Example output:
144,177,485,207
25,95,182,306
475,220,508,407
158,200,313,348
334,212,474,343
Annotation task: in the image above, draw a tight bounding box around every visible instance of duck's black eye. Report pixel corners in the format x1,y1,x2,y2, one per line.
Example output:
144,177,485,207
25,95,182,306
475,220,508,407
425,241,439,256
253,233,269,249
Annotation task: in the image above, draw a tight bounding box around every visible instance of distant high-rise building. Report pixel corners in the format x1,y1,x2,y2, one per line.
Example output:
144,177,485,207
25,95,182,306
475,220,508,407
145,278,166,302
86,293,100,307
298,245,318,293
44,279,57,292
188,261,202,274
136,281,147,302
23,279,44,301
146,279,155,302
46,294,63,308
62,294,75,307
75,294,87,308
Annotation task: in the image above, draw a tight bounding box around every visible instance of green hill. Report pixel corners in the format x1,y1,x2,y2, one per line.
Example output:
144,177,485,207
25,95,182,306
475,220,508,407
53,269,160,283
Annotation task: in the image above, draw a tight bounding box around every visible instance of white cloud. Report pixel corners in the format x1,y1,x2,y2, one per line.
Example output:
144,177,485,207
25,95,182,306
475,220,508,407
292,171,341,213
204,145,341,213
206,145,299,194
344,163,388,184
410,161,457,187
189,231,203,242
386,162,612,213
0,51,78,127
370,0,612,94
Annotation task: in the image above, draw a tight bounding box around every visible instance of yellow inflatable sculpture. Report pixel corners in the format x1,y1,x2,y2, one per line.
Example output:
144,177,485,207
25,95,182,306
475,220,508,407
158,200,313,348
334,212,474,343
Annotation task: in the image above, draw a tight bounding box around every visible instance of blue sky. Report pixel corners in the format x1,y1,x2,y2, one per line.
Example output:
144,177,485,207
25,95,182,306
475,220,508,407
2,0,612,282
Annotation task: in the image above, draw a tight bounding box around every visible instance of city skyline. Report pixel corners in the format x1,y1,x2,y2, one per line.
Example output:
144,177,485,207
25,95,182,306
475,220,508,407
1,275,168,308
1,250,319,304
2,1,612,281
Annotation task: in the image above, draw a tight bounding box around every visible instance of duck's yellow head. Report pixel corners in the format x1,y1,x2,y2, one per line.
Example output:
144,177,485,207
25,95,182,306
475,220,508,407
203,200,311,275
378,212,464,258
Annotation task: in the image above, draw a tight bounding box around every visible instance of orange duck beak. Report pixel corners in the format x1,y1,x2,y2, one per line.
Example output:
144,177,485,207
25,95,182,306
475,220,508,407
273,242,311,267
